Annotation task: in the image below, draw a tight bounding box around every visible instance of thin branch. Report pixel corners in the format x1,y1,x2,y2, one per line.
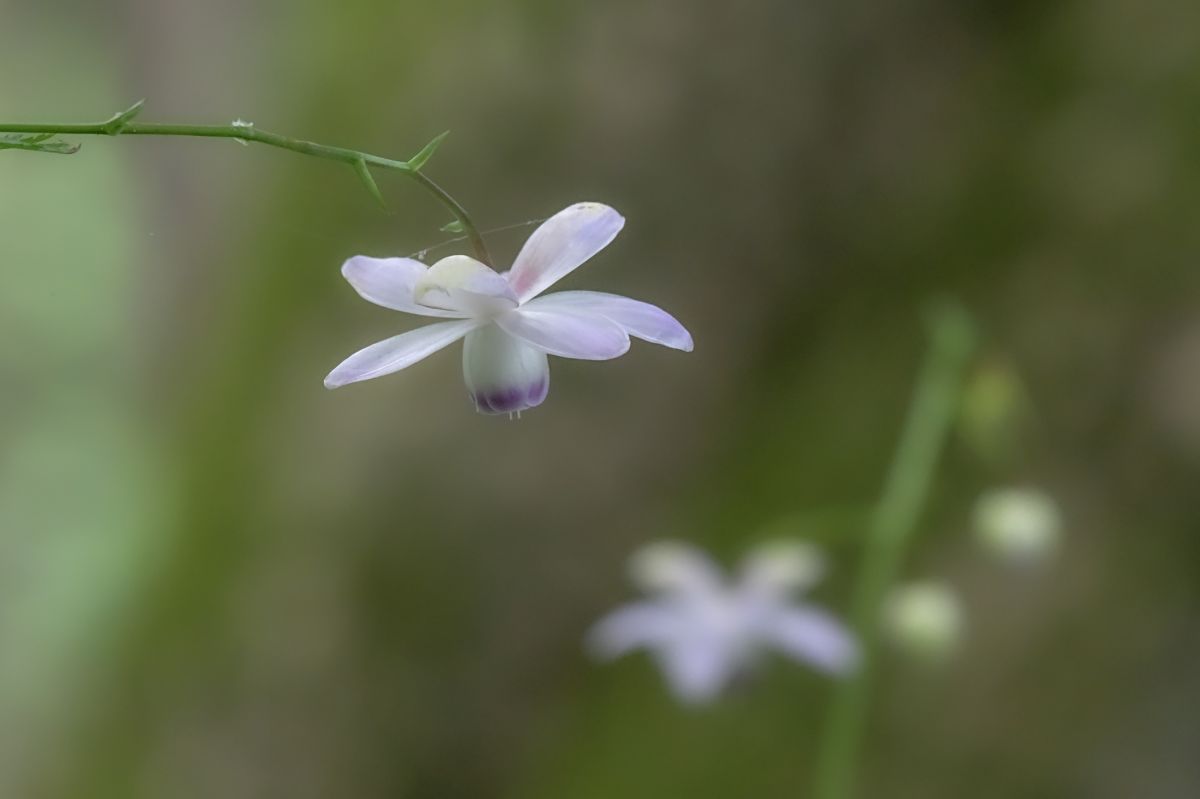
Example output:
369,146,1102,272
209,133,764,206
0,105,493,265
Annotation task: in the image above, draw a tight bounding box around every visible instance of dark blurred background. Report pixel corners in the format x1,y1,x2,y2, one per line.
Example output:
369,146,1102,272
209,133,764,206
2,0,1199,796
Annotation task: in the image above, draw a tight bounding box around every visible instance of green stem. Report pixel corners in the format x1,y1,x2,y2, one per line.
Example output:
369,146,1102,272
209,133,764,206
0,114,493,265
812,301,976,799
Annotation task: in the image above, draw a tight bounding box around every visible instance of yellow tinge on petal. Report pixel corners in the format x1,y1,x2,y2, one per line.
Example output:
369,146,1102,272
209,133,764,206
413,255,517,316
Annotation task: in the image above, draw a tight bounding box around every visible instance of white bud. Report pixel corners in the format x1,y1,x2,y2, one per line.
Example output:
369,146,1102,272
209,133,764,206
884,582,963,662
973,488,1062,563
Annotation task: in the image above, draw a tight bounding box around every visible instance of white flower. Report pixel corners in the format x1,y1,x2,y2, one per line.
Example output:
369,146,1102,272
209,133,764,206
883,581,963,662
973,488,1062,563
324,202,693,414
587,541,857,705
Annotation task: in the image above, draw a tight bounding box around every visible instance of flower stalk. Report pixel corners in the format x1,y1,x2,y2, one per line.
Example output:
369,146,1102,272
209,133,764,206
812,301,976,799
0,101,493,265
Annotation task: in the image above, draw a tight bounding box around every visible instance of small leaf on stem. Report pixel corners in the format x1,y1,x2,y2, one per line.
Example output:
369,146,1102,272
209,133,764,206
440,220,465,233
406,130,449,172
102,99,146,135
0,133,80,155
353,158,389,211
231,119,254,146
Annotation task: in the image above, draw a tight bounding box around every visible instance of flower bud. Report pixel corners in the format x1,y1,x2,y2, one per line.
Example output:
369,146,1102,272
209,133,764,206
959,359,1027,465
884,582,963,662
973,488,1062,564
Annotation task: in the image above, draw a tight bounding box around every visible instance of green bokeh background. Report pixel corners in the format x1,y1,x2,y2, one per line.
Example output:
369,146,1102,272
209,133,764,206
2,0,1199,796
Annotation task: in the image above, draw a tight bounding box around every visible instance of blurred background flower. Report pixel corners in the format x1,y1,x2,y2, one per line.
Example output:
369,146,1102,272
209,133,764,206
2,0,1200,797
587,540,855,704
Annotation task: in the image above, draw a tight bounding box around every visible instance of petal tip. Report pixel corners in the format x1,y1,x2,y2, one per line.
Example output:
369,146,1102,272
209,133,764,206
339,255,363,280
574,200,622,216
585,202,625,234
657,314,693,352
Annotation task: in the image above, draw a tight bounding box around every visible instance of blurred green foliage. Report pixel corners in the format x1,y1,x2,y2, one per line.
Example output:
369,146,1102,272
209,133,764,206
2,0,1200,797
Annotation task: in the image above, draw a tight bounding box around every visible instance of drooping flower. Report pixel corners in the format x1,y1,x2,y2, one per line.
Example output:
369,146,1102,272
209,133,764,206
586,540,857,705
324,202,693,414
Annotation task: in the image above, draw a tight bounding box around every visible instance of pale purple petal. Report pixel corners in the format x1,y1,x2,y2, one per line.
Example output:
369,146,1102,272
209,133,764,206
525,291,693,351
586,602,679,660
506,203,625,302
656,638,738,705
341,256,467,318
495,308,630,360
324,319,479,389
461,325,550,414
757,606,858,675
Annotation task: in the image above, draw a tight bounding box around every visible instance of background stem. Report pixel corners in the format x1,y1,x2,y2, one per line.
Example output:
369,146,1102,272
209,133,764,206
812,301,976,799
0,115,493,265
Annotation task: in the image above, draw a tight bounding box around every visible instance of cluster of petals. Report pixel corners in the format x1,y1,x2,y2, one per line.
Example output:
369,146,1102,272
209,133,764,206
325,202,693,414
587,540,858,704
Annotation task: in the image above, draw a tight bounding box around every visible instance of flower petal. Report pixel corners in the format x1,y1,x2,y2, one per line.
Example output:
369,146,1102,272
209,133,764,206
414,255,518,316
506,202,625,301
341,256,467,318
738,541,826,597
629,541,724,596
495,308,630,360
655,638,738,705
757,606,858,675
524,291,693,351
324,319,479,389
588,601,737,704
461,324,550,414
586,601,679,660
